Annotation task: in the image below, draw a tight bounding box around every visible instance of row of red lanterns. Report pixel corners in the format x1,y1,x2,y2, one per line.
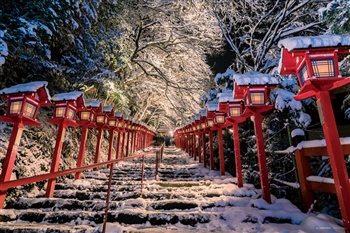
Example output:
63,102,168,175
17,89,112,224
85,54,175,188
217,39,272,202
174,72,279,205
175,35,350,232
0,82,156,208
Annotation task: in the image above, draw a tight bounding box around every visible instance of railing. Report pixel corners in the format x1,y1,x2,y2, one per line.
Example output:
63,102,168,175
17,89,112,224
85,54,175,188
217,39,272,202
294,143,350,212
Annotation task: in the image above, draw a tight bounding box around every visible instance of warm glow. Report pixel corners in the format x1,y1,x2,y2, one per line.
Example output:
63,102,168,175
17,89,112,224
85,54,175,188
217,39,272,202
229,107,241,117
117,122,123,128
9,101,22,115
207,119,214,127
55,107,66,118
80,111,90,120
311,59,335,77
67,108,75,120
201,122,206,129
96,115,105,123
250,92,265,105
109,119,116,127
23,102,37,118
215,115,225,124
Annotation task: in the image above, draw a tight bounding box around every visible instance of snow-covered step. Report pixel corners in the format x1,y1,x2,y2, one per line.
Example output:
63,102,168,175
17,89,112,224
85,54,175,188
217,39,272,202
0,222,95,233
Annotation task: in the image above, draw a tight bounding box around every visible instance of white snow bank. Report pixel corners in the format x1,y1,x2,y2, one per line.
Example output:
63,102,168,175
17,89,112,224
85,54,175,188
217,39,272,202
0,81,48,95
51,91,83,101
233,72,279,86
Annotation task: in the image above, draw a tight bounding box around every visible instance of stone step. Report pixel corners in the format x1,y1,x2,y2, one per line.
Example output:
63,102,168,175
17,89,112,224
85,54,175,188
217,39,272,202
0,222,95,233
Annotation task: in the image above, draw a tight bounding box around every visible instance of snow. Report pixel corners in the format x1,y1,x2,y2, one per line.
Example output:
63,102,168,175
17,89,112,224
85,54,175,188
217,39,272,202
115,111,123,118
51,91,83,101
0,36,8,66
271,88,302,111
199,109,207,117
206,101,219,112
0,147,346,233
218,91,235,102
278,35,350,51
85,99,101,108
291,128,305,138
307,176,336,184
0,81,49,95
103,106,114,112
194,113,200,121
232,72,279,86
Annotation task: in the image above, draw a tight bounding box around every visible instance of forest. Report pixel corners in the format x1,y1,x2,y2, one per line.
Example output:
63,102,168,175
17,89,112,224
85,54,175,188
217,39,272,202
1,0,350,218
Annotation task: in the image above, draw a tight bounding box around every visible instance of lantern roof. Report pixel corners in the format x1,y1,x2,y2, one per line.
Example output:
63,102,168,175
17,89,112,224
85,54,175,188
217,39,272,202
194,114,200,121
51,91,85,108
205,101,219,112
85,99,102,108
0,81,51,105
233,72,279,86
115,111,123,118
200,109,207,117
103,106,114,113
218,91,237,103
278,34,350,52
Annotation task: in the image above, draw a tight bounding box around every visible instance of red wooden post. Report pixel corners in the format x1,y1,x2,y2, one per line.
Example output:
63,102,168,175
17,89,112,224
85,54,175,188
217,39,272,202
198,133,201,163
115,131,121,159
232,123,243,187
0,122,24,208
217,127,225,176
192,134,196,160
126,131,130,156
294,149,314,212
75,125,89,180
121,132,125,158
107,129,114,168
316,91,350,229
253,112,271,204
46,124,66,198
130,130,135,154
202,132,206,167
93,127,103,170
209,130,214,170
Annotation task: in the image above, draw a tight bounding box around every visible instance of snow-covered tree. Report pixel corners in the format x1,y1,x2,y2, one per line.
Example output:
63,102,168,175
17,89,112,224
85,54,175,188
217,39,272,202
207,0,327,73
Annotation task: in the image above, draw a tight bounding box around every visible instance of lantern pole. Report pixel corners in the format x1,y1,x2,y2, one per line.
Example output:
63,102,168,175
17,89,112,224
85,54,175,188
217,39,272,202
197,132,201,163
232,123,243,187
93,127,103,170
0,122,24,208
75,125,89,180
126,130,130,157
107,129,114,168
121,131,125,158
217,126,225,176
209,129,214,170
192,133,196,160
315,91,350,230
46,123,66,198
202,132,206,167
252,111,271,204
115,131,121,159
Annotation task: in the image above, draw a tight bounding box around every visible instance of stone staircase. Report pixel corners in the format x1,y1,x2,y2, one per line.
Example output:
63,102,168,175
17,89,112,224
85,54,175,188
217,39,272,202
0,147,338,233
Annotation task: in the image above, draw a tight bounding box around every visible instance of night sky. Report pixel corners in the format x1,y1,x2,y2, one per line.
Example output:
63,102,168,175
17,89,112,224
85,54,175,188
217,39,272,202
207,43,235,74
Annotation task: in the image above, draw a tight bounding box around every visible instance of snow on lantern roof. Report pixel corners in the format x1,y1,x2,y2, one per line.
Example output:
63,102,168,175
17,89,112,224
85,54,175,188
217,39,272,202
278,34,350,52
51,91,83,102
115,111,123,118
233,72,279,86
194,114,200,121
103,106,113,113
218,91,235,102
200,109,207,117
206,101,219,112
85,99,101,108
0,81,51,98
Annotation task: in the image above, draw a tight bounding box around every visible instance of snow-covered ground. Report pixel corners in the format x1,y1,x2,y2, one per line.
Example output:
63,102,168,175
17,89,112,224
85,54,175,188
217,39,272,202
0,147,345,233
